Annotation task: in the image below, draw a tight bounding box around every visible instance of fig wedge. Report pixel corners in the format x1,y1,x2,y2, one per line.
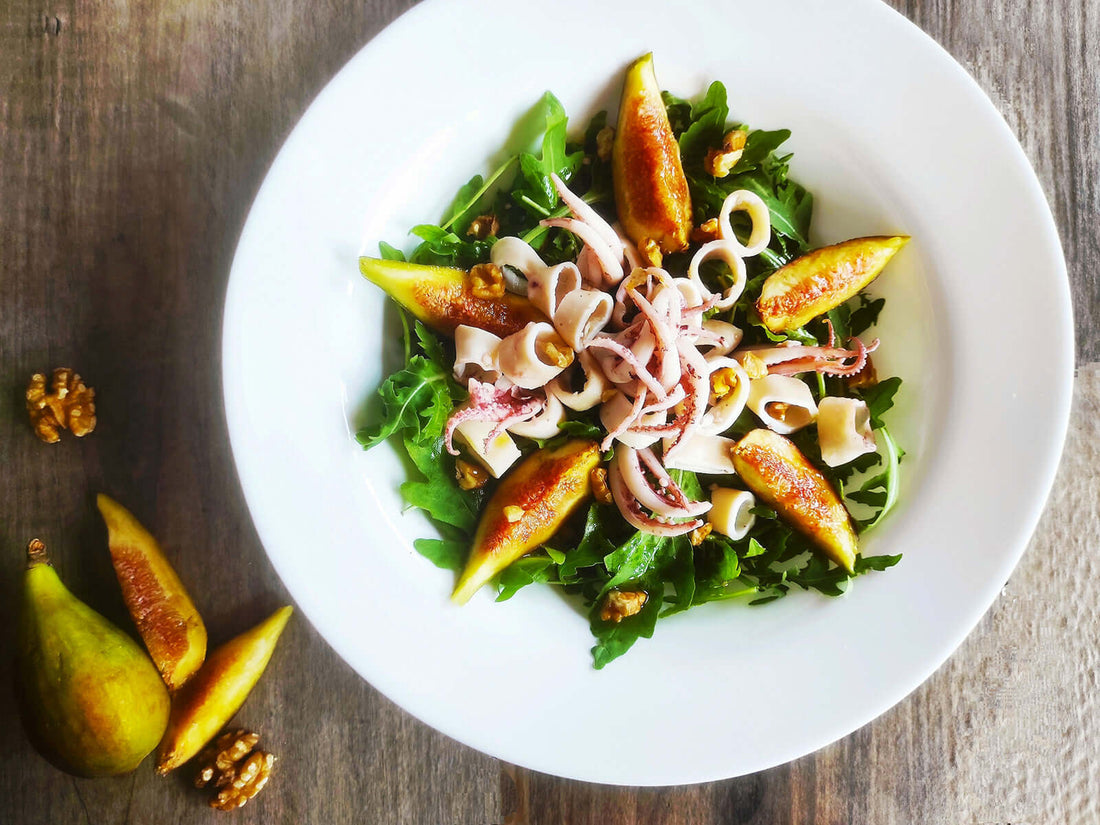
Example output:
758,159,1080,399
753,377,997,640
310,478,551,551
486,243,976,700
452,439,600,604
97,494,207,691
731,429,857,573
359,257,547,338
612,53,693,255
157,605,292,774
756,235,909,333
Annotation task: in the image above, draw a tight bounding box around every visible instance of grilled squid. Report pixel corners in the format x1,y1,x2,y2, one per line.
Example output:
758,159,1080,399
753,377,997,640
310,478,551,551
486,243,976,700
548,350,608,412
699,357,750,436
662,434,738,475
686,239,748,310
497,322,575,389
817,396,877,467
747,374,818,434
453,325,502,384
508,392,567,440
707,488,757,540
718,189,771,257
452,421,522,478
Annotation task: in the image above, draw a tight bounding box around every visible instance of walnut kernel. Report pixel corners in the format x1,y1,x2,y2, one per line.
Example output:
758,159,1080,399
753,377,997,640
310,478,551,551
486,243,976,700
600,590,648,623
537,336,574,369
596,126,615,161
590,467,613,505
690,523,713,547
704,129,748,178
846,356,878,390
691,218,721,244
466,214,500,240
468,263,505,299
455,458,489,491
638,238,663,268
195,729,275,812
709,367,741,405
740,353,769,380
26,368,96,443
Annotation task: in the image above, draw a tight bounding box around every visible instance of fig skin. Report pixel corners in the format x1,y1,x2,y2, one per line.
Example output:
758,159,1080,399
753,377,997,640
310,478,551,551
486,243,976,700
612,53,693,255
17,540,171,777
757,235,909,333
157,605,292,774
97,494,207,691
359,257,547,338
452,440,601,604
731,429,858,573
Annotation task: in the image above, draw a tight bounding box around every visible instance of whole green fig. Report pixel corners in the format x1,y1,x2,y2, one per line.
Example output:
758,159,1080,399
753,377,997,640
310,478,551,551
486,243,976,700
16,539,170,776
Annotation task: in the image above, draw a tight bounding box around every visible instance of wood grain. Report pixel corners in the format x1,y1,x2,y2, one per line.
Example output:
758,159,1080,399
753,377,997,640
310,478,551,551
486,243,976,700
0,0,1096,823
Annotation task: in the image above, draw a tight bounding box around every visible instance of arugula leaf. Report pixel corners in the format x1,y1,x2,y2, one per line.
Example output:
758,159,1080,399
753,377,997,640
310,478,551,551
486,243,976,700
848,296,886,336
439,174,485,232
601,531,671,595
855,554,903,573
678,81,729,168
859,377,903,429
407,224,493,269
400,435,480,532
858,425,901,530
590,572,662,669
378,241,406,261
414,537,467,572
496,556,556,601
513,92,584,216
559,504,616,585
358,315,480,535
439,157,519,234
356,327,455,450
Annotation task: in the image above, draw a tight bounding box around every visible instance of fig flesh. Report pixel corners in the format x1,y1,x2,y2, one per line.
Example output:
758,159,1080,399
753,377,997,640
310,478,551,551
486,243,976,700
757,235,909,333
612,53,693,255
97,494,207,690
452,439,600,604
359,257,547,338
731,429,858,573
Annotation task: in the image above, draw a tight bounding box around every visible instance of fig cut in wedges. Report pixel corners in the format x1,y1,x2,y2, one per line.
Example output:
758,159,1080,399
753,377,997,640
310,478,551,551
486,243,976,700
157,605,292,774
756,235,909,333
97,494,207,691
359,257,547,338
731,429,858,573
452,439,601,604
612,53,693,255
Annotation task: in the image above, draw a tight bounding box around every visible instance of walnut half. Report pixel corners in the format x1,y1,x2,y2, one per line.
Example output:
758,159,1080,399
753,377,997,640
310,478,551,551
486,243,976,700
26,368,96,443
195,729,276,812
600,590,648,623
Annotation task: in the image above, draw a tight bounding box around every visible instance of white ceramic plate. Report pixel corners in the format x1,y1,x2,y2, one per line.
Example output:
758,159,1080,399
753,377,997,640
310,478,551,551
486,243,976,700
223,0,1072,785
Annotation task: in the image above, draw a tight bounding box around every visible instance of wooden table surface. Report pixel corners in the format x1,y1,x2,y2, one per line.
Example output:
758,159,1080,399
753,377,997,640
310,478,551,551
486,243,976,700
1,0,1097,822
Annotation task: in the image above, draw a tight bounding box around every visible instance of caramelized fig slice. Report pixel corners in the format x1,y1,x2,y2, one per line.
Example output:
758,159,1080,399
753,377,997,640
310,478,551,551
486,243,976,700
452,439,601,604
731,428,857,573
756,235,909,333
359,257,547,339
612,53,693,255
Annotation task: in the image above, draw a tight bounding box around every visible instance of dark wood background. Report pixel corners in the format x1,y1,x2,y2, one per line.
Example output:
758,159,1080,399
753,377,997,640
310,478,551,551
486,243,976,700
2,0,1097,822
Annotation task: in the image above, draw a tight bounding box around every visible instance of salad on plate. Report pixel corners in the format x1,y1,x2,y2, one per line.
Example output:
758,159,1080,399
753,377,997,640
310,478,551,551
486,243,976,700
356,54,909,668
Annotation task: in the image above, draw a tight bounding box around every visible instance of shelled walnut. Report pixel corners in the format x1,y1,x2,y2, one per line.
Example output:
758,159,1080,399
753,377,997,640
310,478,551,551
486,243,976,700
194,729,276,811
25,368,96,443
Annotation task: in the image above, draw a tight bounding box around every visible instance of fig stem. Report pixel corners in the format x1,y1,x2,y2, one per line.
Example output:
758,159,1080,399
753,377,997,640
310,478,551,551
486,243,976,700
26,538,50,568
